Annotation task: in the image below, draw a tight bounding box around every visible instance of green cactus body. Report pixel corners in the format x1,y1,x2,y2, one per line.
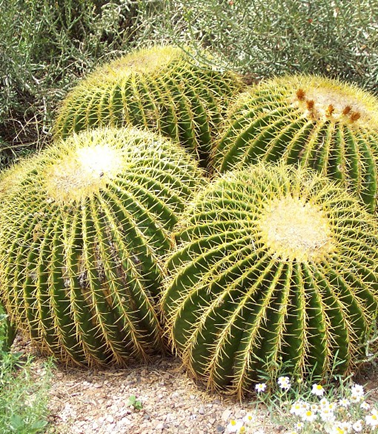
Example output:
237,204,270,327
54,46,244,167
212,75,378,211
162,163,378,398
0,302,16,354
0,127,204,367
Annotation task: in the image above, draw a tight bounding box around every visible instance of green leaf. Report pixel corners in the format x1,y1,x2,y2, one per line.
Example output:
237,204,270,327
127,395,143,410
9,414,25,431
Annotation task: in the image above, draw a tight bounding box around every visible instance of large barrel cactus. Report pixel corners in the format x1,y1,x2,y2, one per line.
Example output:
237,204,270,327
212,75,378,211
0,127,205,367
162,163,378,398
54,45,244,167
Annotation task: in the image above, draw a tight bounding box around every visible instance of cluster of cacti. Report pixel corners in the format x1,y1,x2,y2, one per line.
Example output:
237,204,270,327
212,75,378,212
162,163,378,398
2,41,378,399
0,127,204,366
54,45,245,167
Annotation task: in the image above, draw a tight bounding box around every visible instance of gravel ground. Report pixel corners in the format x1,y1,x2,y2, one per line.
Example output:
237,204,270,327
15,334,378,434
44,355,283,434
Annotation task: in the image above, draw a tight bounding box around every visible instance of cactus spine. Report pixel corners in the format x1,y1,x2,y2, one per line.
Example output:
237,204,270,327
212,75,378,211
54,45,244,167
0,127,205,367
162,163,378,398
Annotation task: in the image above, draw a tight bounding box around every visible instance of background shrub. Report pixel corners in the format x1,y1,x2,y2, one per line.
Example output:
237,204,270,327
138,0,378,88
0,0,157,167
2,0,378,169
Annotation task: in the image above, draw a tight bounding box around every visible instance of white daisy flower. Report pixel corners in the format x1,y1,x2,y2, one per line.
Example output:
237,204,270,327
350,393,363,404
301,409,317,423
319,397,329,408
243,413,254,425
312,384,325,396
338,398,350,408
365,411,378,428
255,383,267,393
319,407,335,422
290,401,308,417
352,419,363,432
340,421,352,433
226,419,244,433
350,384,364,398
360,401,370,411
277,376,291,390
327,423,348,434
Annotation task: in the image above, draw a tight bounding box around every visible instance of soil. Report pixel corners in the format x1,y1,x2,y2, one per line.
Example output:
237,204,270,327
14,335,378,434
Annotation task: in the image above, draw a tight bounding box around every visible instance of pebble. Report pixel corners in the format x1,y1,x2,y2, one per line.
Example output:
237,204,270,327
120,417,131,425
166,413,175,422
221,409,232,422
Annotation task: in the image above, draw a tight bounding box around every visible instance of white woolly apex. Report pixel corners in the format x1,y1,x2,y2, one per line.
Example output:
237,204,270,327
76,145,122,177
257,195,335,262
44,144,125,204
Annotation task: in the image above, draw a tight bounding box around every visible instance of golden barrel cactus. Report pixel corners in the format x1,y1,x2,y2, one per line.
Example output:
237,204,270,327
54,45,244,167
163,163,378,398
0,127,205,367
212,75,378,211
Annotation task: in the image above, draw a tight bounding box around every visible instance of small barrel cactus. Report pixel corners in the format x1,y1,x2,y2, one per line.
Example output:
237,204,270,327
162,163,378,398
0,127,205,367
54,45,244,167
212,75,378,211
